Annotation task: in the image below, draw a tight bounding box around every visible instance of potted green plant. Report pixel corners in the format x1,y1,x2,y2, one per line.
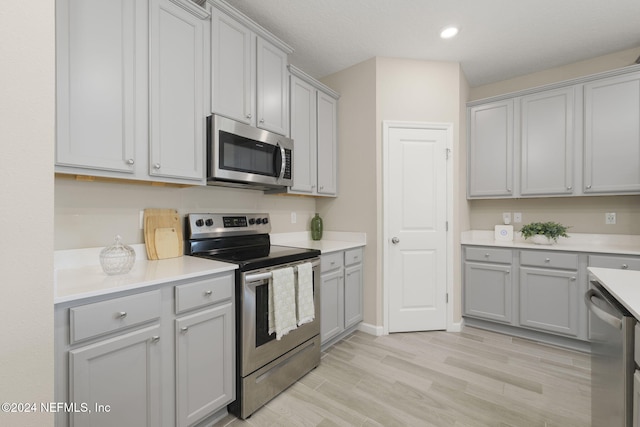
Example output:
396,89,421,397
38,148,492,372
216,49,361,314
520,221,570,245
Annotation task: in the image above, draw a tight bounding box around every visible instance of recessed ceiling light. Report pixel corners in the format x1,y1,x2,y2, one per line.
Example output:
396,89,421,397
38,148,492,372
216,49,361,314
440,26,459,39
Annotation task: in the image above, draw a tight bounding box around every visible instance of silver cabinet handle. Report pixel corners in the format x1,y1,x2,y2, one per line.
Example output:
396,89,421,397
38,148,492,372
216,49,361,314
567,186,572,190
259,118,265,124
586,185,592,190
153,163,161,170
622,264,629,270
484,253,490,258
151,336,160,343
246,113,252,119
570,277,576,281
391,237,400,244
507,188,512,192
126,159,135,165
505,270,510,274
204,290,212,296
545,258,551,263
116,311,127,319
180,327,189,333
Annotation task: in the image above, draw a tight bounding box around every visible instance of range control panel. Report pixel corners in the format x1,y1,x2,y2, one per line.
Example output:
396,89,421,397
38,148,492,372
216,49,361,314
187,213,271,239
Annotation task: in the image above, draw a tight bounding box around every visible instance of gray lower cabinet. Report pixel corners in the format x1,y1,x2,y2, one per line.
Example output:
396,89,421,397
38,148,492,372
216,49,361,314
320,247,364,347
519,250,580,338
463,261,513,324
55,272,235,427
69,325,162,427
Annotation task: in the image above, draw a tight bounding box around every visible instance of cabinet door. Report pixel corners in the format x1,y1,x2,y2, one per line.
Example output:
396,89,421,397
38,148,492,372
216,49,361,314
256,37,289,135
211,8,254,125
289,75,317,193
519,267,579,337
56,0,145,174
467,100,514,198
176,303,234,427
316,91,338,196
149,0,207,182
463,262,512,323
520,88,575,196
344,263,363,330
584,72,640,193
69,325,162,427
320,269,344,344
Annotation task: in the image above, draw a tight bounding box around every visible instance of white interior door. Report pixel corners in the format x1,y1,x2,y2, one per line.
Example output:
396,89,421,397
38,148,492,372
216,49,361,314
384,122,449,333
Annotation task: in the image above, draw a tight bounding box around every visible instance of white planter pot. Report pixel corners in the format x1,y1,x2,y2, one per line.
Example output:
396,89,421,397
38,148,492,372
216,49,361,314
531,234,554,245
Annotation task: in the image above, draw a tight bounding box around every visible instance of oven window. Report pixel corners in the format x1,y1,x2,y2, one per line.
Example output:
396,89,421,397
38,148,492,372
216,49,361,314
255,283,276,347
220,130,278,177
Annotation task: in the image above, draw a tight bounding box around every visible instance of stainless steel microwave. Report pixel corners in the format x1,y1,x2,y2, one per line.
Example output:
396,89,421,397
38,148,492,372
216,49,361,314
206,115,293,190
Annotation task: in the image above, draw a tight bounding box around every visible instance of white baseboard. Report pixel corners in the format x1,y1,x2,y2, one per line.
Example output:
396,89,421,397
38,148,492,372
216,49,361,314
447,319,463,333
358,322,384,336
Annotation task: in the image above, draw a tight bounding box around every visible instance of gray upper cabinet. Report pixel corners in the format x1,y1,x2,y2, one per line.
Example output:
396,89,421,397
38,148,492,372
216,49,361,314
467,100,514,198
56,0,209,184
584,71,640,194
285,66,339,197
520,87,575,196
209,0,292,136
149,0,209,182
56,0,145,175
467,66,640,199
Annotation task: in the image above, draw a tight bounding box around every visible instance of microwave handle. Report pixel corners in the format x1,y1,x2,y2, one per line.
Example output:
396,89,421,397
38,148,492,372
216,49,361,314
277,142,286,180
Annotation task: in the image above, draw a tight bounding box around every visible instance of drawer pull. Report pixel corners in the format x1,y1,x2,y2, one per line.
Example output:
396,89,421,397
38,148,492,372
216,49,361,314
204,290,213,296
622,264,629,270
116,311,127,319
180,327,189,333
570,277,576,281
484,253,490,258
545,258,551,263
505,270,510,274
151,336,160,343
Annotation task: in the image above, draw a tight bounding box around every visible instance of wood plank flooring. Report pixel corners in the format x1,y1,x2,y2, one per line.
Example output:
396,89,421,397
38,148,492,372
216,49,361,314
213,326,591,427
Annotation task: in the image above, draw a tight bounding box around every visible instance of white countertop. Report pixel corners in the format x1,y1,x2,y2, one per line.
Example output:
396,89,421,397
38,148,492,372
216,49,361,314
589,267,640,319
54,244,237,304
462,230,640,255
271,231,367,254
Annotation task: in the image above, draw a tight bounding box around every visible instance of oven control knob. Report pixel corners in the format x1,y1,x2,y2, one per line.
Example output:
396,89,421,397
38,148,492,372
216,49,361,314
262,217,269,224
255,218,262,225
205,219,214,227
195,219,204,227
249,218,256,225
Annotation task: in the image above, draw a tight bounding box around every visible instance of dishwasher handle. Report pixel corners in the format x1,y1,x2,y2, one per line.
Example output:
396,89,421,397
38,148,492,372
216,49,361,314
585,289,623,330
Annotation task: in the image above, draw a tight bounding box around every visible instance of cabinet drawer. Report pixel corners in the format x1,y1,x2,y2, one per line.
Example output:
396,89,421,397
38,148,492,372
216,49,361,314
321,252,343,273
175,274,233,314
344,248,363,266
520,250,578,270
465,247,512,264
589,254,640,271
70,290,162,344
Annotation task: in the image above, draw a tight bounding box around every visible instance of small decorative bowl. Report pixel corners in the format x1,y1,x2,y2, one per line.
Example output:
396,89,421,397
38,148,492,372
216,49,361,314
100,235,136,275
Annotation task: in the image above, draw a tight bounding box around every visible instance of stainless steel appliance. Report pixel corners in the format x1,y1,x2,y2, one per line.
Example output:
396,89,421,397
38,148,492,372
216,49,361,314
586,280,636,427
185,213,321,419
206,115,293,190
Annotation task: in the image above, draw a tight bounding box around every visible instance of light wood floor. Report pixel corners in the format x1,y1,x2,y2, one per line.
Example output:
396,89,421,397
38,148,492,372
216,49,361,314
214,326,591,427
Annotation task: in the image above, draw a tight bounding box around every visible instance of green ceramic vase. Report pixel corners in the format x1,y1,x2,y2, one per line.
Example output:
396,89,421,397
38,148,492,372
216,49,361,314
311,213,323,240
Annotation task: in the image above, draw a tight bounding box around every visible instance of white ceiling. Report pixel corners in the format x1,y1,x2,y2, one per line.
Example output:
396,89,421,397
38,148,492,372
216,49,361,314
227,0,640,87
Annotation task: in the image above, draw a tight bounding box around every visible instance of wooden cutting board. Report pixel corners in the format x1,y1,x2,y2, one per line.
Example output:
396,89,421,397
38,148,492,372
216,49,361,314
143,209,183,260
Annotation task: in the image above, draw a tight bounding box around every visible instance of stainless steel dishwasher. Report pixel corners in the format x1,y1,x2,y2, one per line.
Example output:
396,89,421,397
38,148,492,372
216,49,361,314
586,280,636,427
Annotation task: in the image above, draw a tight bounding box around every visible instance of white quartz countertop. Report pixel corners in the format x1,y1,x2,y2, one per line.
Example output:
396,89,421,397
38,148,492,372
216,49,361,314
54,244,237,304
462,230,640,255
271,231,366,254
589,267,640,319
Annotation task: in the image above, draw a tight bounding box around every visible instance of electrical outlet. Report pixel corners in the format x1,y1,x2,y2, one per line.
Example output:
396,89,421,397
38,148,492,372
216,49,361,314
513,212,522,223
291,212,297,224
502,212,511,225
605,212,616,225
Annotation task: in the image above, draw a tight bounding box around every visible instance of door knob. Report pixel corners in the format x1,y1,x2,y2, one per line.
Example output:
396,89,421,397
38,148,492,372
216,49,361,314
391,237,400,244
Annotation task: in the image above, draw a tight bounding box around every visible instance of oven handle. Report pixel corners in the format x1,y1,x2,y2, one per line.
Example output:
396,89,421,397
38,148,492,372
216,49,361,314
244,259,320,284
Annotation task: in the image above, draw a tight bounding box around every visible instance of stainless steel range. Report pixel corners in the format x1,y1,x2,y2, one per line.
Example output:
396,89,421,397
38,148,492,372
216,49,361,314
185,213,321,419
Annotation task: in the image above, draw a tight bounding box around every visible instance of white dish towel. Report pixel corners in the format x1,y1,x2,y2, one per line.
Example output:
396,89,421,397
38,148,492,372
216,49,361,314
268,267,297,340
296,262,315,326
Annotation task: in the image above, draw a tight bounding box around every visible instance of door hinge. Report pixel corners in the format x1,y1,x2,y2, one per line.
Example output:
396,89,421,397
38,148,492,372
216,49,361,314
446,293,449,303
446,148,451,160
445,221,449,231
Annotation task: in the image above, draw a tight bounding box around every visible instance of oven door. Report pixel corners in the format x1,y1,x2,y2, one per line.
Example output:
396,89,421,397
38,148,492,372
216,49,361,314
240,258,320,377
207,114,292,188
